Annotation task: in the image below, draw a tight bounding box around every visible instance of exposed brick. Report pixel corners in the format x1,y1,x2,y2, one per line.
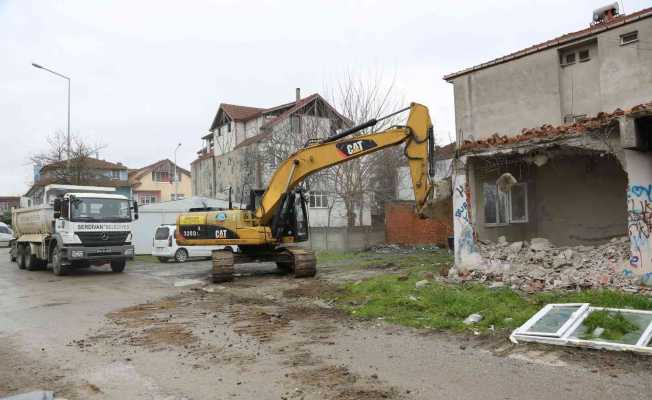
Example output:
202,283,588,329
385,202,453,246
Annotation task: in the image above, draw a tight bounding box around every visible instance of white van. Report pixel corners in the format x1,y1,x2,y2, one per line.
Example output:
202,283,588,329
152,224,236,263
0,222,14,247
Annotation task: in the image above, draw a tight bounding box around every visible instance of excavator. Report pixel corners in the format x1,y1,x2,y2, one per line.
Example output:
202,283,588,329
176,102,436,283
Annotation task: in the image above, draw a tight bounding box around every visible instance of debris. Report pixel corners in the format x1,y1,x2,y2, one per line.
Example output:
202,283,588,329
415,280,430,289
467,236,643,293
463,313,483,325
174,279,204,287
592,327,605,338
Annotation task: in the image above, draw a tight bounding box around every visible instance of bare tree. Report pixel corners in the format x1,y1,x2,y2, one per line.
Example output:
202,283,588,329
30,131,107,185
324,69,406,228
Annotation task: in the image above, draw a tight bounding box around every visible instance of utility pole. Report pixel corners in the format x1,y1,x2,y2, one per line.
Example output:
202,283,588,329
32,62,71,174
174,143,182,200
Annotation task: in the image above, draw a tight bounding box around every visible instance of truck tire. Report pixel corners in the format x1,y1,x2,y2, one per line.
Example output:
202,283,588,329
17,245,26,270
9,242,16,262
51,247,67,276
25,249,39,271
110,260,126,273
174,248,189,263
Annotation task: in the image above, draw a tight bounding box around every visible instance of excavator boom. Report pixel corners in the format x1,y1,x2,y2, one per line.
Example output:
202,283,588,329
256,102,434,224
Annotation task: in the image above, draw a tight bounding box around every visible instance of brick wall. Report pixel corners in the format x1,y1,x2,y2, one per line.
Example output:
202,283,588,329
385,201,453,246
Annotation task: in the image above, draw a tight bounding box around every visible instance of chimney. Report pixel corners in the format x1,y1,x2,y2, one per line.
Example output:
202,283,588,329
295,88,301,102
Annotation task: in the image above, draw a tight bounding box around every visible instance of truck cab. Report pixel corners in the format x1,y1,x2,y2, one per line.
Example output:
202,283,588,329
11,188,138,275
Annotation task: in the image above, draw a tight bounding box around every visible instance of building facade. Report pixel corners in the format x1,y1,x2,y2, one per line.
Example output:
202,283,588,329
192,91,374,228
444,6,652,282
129,159,192,205
27,157,132,200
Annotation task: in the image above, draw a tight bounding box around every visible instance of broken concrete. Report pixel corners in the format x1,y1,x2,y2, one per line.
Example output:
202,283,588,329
451,236,652,294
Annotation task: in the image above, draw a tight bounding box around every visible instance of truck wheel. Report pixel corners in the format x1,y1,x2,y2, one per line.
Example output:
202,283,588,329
110,260,126,273
174,248,189,263
51,247,67,276
25,249,39,271
9,242,16,262
17,245,26,270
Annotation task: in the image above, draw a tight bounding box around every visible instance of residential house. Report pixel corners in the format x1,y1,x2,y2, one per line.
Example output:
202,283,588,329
129,159,192,205
0,197,20,212
192,90,374,230
444,5,652,280
27,157,132,202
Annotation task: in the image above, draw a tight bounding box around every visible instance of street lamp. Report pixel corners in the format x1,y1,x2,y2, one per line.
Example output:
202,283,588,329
32,62,71,170
174,143,182,201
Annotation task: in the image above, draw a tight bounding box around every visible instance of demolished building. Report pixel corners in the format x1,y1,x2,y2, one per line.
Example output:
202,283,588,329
444,5,652,285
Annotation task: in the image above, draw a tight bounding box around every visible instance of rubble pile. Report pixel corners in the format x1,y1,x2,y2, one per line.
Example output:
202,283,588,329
457,236,649,293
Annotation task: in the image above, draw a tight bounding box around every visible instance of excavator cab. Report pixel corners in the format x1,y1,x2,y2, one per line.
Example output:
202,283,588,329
270,190,309,243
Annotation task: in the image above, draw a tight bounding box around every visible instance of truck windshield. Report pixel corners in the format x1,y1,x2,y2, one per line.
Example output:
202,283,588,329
70,197,132,222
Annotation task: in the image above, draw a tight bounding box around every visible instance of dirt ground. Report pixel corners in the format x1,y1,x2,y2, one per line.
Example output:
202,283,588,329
1,248,651,400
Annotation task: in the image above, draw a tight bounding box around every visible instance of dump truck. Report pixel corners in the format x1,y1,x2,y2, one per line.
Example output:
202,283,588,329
10,184,139,275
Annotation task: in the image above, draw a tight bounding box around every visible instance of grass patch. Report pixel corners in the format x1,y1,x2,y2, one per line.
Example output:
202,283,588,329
134,255,160,264
328,250,652,333
316,249,452,272
580,310,638,341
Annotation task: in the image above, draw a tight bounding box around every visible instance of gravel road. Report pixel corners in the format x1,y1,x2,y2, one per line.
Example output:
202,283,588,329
1,248,650,399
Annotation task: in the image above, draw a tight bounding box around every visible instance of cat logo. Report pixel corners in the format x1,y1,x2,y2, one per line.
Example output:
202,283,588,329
336,139,377,158
346,141,364,155
215,229,229,239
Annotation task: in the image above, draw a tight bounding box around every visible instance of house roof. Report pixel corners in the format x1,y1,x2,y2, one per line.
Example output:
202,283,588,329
129,159,190,185
40,157,127,172
0,196,19,202
444,6,652,81
26,177,129,196
460,101,652,153
209,104,265,131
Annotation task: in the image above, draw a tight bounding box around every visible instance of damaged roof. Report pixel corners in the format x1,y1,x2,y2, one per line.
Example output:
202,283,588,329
460,102,652,153
444,6,652,81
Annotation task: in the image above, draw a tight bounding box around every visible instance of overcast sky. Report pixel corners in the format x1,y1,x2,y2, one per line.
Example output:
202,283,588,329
1,0,649,195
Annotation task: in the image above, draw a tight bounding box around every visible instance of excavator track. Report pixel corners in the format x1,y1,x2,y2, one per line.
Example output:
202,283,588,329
285,247,317,278
211,249,234,283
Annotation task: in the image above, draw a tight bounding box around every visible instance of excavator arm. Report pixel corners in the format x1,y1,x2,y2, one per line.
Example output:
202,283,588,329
256,102,435,225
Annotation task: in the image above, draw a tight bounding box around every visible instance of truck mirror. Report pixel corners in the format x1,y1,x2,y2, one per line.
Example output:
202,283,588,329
132,201,139,221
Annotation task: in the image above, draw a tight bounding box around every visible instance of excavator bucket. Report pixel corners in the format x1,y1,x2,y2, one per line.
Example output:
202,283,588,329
417,177,453,220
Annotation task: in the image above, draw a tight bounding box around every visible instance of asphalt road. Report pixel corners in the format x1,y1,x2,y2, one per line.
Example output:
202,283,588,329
0,248,651,400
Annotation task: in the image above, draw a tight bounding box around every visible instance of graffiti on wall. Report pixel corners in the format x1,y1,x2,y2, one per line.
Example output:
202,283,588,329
627,185,652,270
454,183,477,257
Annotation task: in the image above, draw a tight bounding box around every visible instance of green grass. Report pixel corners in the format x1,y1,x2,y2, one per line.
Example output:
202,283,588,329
326,250,652,333
580,311,638,341
316,249,452,271
134,254,159,264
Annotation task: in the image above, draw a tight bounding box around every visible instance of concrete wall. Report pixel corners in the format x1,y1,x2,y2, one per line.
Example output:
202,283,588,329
308,227,385,251
471,154,628,246
624,149,652,283
450,16,652,141
191,156,214,197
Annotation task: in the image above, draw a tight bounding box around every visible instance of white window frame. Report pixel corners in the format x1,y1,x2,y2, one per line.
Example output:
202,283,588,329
483,183,509,227
511,305,652,354
111,170,121,180
508,182,528,223
139,194,157,205
513,303,590,338
152,171,170,182
171,193,185,201
620,31,638,45
309,190,329,208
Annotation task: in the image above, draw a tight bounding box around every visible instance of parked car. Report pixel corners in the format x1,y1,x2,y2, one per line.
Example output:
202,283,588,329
0,222,14,248
152,224,236,263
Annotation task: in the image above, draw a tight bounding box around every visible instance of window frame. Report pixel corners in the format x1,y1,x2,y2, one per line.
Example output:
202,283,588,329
578,48,590,62
152,171,171,183
620,31,638,46
508,182,529,223
483,182,509,227
111,170,121,180
139,194,157,205
308,190,329,209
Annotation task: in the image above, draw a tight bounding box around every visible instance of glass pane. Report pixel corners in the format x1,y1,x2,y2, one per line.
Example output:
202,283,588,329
483,183,497,224
526,305,582,334
511,184,526,222
570,310,652,345
497,190,508,224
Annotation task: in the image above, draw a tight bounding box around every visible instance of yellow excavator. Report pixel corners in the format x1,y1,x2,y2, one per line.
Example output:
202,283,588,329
176,103,436,282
